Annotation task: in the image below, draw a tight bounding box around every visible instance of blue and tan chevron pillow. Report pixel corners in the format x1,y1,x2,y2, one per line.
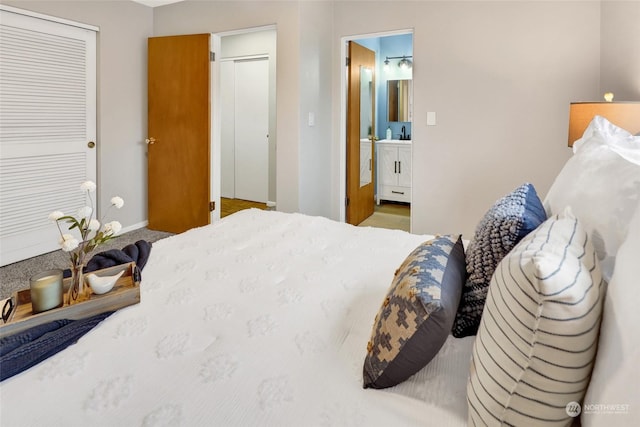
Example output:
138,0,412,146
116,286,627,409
363,234,466,389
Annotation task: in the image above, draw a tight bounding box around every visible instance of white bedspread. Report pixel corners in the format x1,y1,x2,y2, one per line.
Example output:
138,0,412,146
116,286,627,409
0,209,474,426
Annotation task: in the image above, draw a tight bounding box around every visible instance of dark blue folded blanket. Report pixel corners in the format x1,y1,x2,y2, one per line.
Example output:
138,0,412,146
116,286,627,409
1,240,152,382
63,240,152,278
0,312,113,381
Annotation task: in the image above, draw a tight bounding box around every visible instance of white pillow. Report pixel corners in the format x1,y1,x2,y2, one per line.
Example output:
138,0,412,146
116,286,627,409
544,115,640,281
582,201,640,425
467,208,604,426
573,115,640,164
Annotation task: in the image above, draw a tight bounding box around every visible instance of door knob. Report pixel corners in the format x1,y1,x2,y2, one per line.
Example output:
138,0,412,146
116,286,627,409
145,137,156,145
87,141,96,148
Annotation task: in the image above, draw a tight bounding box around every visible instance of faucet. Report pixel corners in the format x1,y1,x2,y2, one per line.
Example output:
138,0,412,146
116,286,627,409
401,125,406,140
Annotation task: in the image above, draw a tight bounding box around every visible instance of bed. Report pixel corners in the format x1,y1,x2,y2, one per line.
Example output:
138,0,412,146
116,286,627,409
0,208,475,426
1,116,639,427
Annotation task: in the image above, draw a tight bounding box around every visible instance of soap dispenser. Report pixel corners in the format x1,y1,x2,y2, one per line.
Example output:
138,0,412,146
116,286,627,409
386,126,392,140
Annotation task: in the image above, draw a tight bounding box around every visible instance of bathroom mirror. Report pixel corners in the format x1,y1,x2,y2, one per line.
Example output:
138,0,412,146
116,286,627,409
360,66,373,187
387,79,412,122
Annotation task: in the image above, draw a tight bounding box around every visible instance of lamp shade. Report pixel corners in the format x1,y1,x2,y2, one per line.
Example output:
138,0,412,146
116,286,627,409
568,102,640,146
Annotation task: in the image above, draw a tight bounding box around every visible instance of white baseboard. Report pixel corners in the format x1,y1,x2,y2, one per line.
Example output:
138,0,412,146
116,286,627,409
266,201,276,208
119,220,148,235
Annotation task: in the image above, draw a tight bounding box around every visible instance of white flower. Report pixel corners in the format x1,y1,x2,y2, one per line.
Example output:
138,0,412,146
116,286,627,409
80,181,96,192
103,221,122,235
110,196,124,209
78,206,93,219
88,219,101,231
59,234,79,252
48,211,64,221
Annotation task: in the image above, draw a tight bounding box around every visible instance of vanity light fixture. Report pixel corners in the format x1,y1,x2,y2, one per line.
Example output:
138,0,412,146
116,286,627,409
383,55,413,71
398,56,412,70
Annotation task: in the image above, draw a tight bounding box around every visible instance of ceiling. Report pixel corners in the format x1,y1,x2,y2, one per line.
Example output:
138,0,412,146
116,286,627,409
131,0,184,7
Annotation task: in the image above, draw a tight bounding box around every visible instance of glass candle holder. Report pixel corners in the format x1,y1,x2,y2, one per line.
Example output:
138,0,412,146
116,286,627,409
30,269,64,313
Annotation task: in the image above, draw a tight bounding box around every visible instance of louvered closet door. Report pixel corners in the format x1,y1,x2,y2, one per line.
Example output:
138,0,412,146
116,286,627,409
0,8,97,266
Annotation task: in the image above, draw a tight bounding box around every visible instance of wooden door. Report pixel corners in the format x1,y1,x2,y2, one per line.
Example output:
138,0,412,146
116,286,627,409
346,41,375,225
147,34,211,233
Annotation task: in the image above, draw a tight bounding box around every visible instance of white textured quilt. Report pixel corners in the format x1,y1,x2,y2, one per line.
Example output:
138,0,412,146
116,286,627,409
0,209,474,426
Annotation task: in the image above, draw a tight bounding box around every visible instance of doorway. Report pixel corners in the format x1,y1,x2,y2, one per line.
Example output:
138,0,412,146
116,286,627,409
340,30,413,231
221,57,269,203
216,27,276,218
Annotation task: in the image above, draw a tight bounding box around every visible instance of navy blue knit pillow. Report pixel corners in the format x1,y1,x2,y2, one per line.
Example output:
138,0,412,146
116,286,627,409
452,183,546,338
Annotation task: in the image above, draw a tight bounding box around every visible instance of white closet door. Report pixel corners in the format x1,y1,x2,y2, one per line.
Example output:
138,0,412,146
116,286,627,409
220,60,235,199
234,58,268,203
0,8,97,266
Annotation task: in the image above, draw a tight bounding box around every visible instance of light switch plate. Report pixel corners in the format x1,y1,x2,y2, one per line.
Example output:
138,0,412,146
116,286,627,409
427,112,437,126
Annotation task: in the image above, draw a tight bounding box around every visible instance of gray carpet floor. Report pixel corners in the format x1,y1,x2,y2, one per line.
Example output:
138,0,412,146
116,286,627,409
0,228,173,299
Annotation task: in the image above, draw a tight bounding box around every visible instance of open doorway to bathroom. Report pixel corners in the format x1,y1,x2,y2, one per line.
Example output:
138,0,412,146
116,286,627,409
341,31,413,232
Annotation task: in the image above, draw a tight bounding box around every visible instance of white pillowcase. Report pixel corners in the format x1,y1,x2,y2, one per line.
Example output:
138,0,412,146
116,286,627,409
467,208,604,426
582,201,640,426
544,115,640,281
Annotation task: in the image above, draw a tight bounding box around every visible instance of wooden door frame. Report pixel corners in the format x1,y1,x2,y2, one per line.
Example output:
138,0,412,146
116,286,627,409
338,29,414,226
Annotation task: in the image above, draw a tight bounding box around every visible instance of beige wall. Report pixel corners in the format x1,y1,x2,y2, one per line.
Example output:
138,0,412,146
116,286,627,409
600,1,640,101
333,1,603,236
2,0,638,240
299,0,334,217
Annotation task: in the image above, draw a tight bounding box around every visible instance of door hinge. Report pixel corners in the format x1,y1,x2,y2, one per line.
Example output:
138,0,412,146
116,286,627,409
345,197,350,207
345,57,350,67
210,51,215,62
209,201,215,211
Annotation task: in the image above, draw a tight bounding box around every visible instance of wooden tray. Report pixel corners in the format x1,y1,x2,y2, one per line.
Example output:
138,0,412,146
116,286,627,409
0,262,141,338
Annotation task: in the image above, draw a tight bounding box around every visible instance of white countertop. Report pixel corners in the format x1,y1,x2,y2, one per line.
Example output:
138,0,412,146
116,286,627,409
377,139,412,144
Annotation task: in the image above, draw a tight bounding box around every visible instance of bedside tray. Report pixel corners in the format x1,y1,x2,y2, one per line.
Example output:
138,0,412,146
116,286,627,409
0,262,141,339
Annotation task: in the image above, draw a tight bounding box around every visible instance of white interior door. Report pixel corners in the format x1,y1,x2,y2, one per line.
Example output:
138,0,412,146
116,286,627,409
220,60,235,198
0,7,97,266
234,58,268,203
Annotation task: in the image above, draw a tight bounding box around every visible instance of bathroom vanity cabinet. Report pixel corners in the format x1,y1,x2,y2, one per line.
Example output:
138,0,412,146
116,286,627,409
376,140,411,204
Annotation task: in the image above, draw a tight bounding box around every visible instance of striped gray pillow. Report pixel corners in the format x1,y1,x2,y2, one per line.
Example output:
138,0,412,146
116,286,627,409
467,208,605,426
